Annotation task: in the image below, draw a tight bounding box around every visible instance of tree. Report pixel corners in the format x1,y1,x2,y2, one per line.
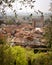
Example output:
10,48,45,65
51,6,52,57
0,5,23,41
44,16,52,48
0,37,5,65
0,34,9,65
43,0,52,48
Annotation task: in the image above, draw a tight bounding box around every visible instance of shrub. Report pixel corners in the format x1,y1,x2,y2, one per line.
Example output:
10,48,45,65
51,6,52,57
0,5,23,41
4,46,28,65
32,52,52,65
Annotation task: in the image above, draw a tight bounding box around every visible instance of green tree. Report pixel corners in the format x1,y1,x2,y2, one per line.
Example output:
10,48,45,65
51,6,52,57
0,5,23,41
0,38,5,65
0,35,9,65
44,16,52,48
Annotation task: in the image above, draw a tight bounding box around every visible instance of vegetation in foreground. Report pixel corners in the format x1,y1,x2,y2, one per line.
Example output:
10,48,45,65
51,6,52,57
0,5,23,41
0,44,52,65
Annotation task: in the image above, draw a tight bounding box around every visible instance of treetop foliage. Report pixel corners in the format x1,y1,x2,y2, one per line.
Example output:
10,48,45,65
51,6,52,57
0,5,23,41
0,0,36,17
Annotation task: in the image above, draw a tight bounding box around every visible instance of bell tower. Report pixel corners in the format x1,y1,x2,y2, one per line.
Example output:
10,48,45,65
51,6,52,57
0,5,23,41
32,19,36,28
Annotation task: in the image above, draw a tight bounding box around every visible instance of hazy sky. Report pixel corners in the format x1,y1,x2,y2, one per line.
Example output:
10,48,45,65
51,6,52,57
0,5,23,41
4,0,51,16
35,0,51,12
